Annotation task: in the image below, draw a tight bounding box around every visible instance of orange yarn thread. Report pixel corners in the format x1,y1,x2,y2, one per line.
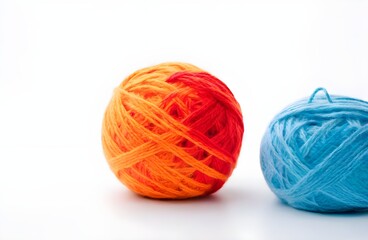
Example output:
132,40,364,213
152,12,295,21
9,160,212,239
102,62,244,199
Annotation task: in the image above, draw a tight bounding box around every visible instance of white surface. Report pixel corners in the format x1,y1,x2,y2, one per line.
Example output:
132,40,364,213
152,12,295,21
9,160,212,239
0,0,368,239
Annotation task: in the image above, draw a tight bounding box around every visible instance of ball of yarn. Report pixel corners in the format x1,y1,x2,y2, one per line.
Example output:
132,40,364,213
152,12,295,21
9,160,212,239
102,62,244,199
261,88,368,212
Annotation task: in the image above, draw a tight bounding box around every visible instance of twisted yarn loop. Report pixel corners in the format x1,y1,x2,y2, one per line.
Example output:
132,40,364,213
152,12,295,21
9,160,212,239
102,62,244,199
261,88,368,212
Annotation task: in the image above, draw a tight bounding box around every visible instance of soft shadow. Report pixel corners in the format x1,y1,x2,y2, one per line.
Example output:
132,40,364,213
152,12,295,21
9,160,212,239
106,186,254,223
103,187,258,240
275,200,368,218
257,198,368,240
109,185,252,207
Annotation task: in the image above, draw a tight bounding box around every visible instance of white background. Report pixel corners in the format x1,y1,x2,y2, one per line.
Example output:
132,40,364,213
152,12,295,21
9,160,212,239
1,0,368,239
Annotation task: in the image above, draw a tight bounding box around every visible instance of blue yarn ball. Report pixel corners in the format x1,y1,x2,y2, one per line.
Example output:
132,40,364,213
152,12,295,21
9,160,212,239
260,88,368,212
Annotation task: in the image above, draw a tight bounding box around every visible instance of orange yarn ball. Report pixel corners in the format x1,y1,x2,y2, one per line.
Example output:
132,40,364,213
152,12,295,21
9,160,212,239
102,62,244,199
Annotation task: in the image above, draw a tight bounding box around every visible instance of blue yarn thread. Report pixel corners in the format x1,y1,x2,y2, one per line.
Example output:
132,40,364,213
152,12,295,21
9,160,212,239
260,88,368,212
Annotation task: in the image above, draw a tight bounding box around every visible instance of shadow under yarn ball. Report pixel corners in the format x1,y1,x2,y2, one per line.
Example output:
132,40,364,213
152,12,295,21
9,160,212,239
261,88,368,213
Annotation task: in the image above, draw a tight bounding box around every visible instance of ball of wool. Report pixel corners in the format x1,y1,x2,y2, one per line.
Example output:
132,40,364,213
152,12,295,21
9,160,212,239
102,62,244,199
261,88,368,212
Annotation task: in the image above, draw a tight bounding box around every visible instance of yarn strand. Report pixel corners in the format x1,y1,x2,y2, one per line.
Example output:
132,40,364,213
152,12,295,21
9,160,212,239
308,87,333,103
